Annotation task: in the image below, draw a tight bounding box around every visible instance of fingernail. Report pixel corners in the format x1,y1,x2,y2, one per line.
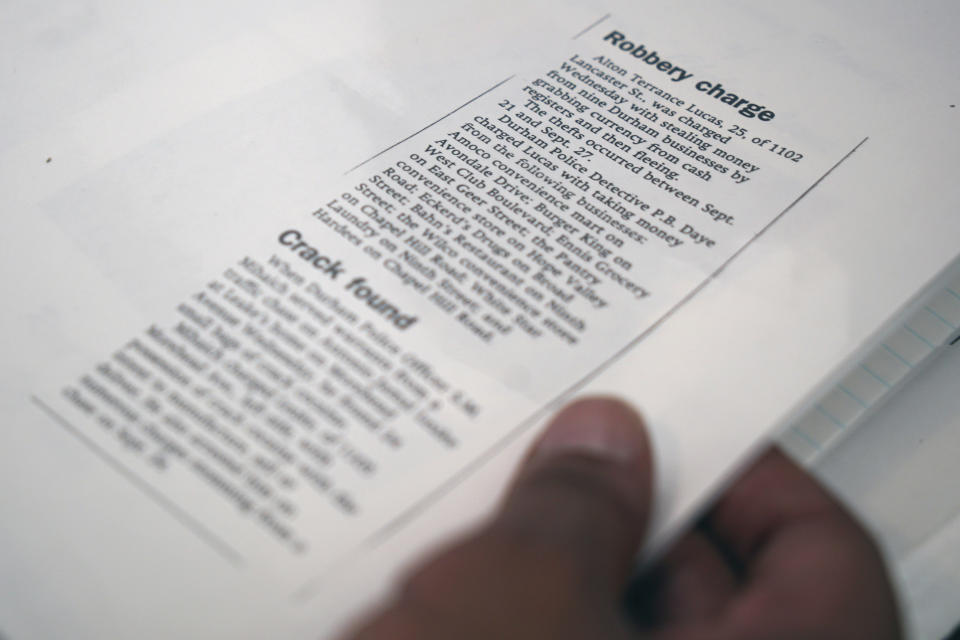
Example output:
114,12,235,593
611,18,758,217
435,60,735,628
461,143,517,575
534,398,646,464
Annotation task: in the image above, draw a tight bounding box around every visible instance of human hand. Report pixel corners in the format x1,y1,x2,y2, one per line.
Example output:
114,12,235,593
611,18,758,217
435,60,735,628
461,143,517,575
345,397,902,639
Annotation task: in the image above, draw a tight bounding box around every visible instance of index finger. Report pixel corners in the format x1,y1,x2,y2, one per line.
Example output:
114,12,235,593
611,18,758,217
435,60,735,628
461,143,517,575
704,448,903,639
708,449,865,564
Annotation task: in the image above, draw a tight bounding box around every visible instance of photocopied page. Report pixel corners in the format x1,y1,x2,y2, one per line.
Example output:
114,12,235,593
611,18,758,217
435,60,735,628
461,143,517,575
1,1,958,638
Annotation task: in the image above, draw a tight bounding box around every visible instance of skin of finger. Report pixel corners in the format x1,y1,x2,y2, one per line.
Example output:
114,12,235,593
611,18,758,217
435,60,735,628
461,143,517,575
647,523,902,640
645,530,739,627
707,448,851,562
690,448,903,639
346,398,652,640
497,397,654,592
350,533,640,640
736,517,900,639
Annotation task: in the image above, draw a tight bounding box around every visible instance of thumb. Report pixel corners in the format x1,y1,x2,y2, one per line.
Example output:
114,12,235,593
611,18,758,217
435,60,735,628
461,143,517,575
345,398,652,640
493,397,654,596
